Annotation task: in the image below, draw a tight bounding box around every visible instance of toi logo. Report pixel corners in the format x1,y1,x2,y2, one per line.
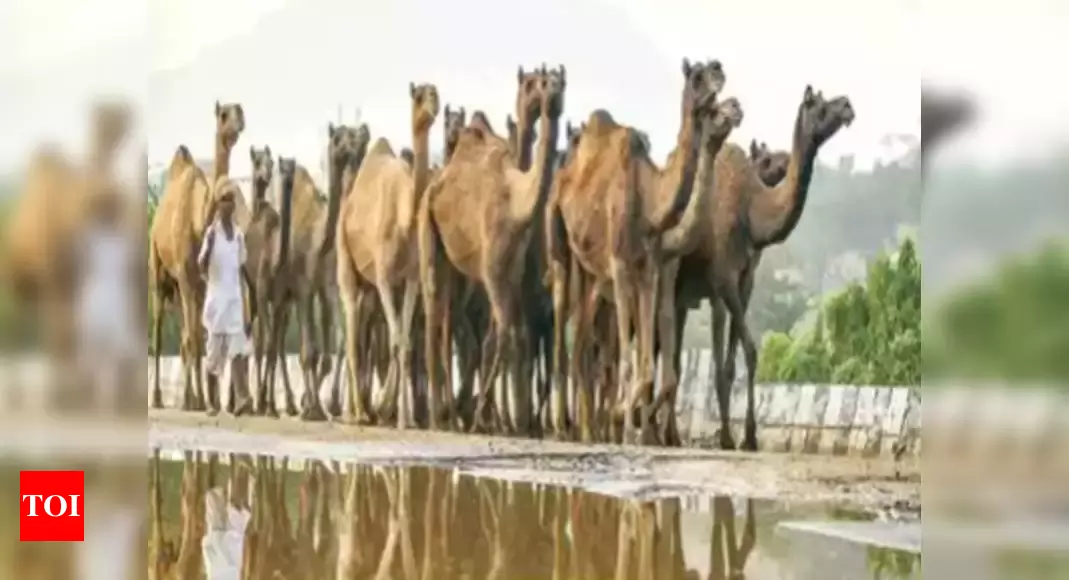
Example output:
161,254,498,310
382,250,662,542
19,470,84,542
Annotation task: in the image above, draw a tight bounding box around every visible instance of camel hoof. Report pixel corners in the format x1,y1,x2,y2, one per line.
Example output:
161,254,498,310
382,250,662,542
718,430,737,451
150,398,164,410
301,405,328,422
284,403,299,417
740,438,759,452
326,402,342,419
232,398,253,417
206,407,219,417
265,406,280,419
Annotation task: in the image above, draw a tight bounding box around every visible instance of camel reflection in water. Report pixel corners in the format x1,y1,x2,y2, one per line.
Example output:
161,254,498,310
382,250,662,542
149,454,757,579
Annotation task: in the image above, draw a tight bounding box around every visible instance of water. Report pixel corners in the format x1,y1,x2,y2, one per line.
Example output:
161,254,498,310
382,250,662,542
150,450,920,579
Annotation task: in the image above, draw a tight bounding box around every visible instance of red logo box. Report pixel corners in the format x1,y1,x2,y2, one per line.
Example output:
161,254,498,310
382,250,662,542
19,470,84,542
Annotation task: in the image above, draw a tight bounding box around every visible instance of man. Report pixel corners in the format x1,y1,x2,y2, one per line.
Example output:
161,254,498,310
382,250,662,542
199,181,254,416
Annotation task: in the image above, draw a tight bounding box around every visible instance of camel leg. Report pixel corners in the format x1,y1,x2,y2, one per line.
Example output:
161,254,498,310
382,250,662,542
318,287,342,419
571,283,600,443
373,278,408,427
723,259,757,399
609,260,642,444
710,298,734,450
396,281,420,429
258,299,285,418
719,283,759,451
633,270,661,446
178,278,205,412
151,285,165,409
438,283,459,429
342,291,367,422
653,261,683,447
419,230,445,431
548,256,570,438
299,291,327,422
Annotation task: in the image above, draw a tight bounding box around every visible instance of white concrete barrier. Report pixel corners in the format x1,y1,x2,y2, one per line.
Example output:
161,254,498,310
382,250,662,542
144,352,921,457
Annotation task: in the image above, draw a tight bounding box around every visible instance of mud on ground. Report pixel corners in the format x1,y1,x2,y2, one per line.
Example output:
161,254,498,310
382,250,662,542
149,409,919,512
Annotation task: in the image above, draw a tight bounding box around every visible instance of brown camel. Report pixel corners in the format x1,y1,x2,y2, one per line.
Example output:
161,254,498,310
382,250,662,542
419,66,565,433
570,95,743,445
263,125,369,422
675,86,855,451
244,146,292,416
150,101,246,411
546,58,726,444
338,82,440,428
749,140,790,186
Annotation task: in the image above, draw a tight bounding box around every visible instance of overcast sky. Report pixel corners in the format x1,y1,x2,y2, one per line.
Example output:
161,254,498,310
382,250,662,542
0,0,1066,178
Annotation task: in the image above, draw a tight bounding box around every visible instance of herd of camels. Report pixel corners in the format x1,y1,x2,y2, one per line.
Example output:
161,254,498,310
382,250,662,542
146,57,858,450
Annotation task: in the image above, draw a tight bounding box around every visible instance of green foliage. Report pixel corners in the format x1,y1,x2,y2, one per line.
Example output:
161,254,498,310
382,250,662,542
924,240,1069,383
758,237,921,386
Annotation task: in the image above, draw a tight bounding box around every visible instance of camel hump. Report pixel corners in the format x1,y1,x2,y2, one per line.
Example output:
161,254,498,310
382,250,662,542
469,111,497,136
368,138,394,157
626,128,649,158
170,145,194,169
586,109,618,134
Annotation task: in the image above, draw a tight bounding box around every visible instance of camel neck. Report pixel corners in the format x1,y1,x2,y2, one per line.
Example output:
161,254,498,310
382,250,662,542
650,96,701,234
213,135,231,183
511,112,558,224
749,114,817,248
410,127,432,205
515,114,537,171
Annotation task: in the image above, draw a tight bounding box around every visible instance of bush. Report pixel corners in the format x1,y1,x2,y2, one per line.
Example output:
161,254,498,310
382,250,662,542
758,237,921,386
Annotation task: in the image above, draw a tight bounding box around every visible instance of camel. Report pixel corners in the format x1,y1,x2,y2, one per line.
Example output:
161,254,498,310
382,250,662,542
419,65,565,434
546,58,727,444
338,82,440,428
921,88,972,155
673,85,855,450
261,125,369,422
749,140,790,186
244,146,291,415
150,100,246,411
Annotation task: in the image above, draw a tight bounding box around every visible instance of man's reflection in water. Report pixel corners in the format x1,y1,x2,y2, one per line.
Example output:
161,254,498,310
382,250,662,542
152,457,761,579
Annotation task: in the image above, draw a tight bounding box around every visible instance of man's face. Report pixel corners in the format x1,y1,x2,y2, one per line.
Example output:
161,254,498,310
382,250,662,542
217,195,235,220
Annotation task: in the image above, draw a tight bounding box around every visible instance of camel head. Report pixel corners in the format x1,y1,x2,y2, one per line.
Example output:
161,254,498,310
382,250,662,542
409,83,441,133
922,89,972,152
748,140,790,186
249,146,274,195
680,58,726,114
515,66,546,125
796,86,855,149
328,122,372,170
214,101,245,149
443,104,467,155
277,156,296,189
539,64,567,119
701,97,744,153
558,120,586,168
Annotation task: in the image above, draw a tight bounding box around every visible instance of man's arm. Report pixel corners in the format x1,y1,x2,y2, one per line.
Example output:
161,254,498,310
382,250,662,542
197,225,215,275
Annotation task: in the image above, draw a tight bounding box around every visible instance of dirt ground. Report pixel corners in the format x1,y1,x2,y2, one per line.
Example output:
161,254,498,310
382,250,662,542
149,409,920,511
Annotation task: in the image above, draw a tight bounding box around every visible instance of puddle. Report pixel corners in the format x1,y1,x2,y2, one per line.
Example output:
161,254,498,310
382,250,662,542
150,449,920,579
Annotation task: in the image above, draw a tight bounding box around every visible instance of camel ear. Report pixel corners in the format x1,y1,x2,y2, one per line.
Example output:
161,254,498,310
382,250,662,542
444,104,451,117
540,63,547,75
804,85,815,104
517,66,524,83
459,106,466,119
559,65,566,83
749,139,758,158
682,58,692,77
410,82,417,99
265,146,271,158
250,145,256,161
328,122,336,138
215,100,222,116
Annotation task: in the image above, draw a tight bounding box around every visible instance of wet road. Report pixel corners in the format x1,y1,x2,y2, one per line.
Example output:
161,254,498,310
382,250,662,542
150,450,921,579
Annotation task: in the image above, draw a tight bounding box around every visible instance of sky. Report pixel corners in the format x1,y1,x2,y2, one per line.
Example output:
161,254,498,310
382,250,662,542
0,0,1066,179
